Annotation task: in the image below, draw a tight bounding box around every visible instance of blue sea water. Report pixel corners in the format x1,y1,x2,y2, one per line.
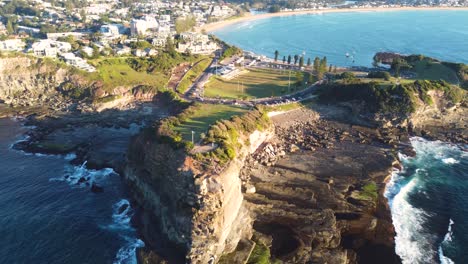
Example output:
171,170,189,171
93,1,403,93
213,10,468,67
385,138,468,264
0,118,143,264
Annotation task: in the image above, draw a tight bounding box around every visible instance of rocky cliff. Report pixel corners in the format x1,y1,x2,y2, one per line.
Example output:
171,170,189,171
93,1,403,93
407,90,467,143
125,126,274,263
0,56,92,111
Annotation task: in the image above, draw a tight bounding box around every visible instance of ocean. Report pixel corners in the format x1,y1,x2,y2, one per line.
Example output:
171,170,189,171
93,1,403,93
213,10,468,67
0,118,143,264
385,138,467,264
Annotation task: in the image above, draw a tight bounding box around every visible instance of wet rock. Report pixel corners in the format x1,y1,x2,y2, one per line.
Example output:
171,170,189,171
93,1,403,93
90,183,104,193
77,177,86,184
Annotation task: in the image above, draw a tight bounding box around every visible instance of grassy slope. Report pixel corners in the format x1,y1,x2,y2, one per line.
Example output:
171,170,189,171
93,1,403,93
87,58,169,92
204,68,306,99
174,104,247,141
411,59,459,84
177,57,213,94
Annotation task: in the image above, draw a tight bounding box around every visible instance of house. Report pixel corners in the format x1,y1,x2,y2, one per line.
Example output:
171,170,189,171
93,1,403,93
159,14,171,23
152,36,168,47
47,32,86,41
32,40,72,57
115,46,131,56
130,16,159,36
0,39,26,51
177,41,218,54
81,46,94,57
61,53,96,72
17,26,40,36
179,32,209,43
100,24,121,38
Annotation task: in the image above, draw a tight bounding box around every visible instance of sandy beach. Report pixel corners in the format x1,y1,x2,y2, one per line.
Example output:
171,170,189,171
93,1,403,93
200,6,468,32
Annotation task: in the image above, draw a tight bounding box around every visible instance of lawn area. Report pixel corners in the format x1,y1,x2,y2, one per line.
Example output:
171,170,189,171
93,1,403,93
411,59,459,84
87,58,168,92
174,104,247,142
204,68,307,99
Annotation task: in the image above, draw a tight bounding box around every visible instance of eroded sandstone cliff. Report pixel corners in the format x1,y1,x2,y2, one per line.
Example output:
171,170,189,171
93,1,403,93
125,126,274,263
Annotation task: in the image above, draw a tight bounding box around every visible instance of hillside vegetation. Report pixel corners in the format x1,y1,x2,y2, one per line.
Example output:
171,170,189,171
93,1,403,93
318,79,466,115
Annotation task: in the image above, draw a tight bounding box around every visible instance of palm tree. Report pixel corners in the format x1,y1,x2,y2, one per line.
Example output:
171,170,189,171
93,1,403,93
287,55,292,65
294,54,299,65
307,58,311,67
283,56,286,64
274,50,279,62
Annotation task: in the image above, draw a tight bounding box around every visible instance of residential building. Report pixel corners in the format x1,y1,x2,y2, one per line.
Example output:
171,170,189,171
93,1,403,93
32,40,72,57
0,39,26,51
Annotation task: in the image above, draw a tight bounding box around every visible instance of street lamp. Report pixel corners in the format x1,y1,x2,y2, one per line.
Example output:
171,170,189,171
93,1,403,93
191,131,195,144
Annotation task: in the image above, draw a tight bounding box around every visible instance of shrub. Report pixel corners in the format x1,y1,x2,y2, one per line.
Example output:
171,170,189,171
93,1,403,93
367,71,392,81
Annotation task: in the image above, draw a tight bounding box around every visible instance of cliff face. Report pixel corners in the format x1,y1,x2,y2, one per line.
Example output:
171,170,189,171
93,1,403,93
407,90,467,142
125,128,273,263
0,57,91,109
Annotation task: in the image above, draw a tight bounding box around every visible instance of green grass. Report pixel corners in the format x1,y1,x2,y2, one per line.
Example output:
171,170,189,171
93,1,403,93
411,59,459,84
174,104,247,142
247,243,271,264
87,58,168,92
357,182,378,201
177,58,212,94
204,68,307,99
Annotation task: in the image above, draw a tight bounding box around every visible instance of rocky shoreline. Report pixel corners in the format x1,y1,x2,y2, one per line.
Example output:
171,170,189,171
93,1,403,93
2,99,466,263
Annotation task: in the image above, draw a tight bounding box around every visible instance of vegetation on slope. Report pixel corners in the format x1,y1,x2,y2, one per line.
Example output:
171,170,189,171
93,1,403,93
177,58,213,94
196,107,271,164
318,79,466,116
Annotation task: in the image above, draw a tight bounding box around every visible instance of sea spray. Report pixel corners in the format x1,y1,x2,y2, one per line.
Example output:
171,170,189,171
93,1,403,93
439,219,455,264
106,199,145,264
385,137,467,264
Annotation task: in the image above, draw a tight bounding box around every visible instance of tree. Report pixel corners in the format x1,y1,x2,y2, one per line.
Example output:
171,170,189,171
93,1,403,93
313,57,320,74
282,56,286,64
6,19,14,34
329,65,333,72
274,50,279,62
320,56,328,73
175,15,196,33
287,55,291,65
307,58,311,67
165,36,176,54
294,54,299,65
299,56,304,68
269,5,281,13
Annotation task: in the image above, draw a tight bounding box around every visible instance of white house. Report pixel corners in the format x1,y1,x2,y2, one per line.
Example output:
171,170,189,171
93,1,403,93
100,24,121,38
32,40,72,57
61,53,96,72
130,16,159,36
0,39,26,51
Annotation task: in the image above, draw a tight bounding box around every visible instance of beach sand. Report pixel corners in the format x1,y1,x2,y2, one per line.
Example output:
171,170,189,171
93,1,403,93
200,7,468,33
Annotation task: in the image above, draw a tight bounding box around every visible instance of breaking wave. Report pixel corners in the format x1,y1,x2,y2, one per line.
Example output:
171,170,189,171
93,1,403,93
106,199,145,264
385,137,466,264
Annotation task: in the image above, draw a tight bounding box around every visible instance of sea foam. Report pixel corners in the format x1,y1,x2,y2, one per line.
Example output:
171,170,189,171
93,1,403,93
108,199,145,264
438,219,455,264
442,158,459,164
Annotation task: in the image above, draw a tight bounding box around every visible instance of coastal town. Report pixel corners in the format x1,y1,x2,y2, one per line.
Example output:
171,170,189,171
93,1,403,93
0,1,467,264
1,0,467,74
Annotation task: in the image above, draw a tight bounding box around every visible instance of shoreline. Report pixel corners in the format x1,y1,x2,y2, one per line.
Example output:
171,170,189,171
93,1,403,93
201,6,468,32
